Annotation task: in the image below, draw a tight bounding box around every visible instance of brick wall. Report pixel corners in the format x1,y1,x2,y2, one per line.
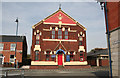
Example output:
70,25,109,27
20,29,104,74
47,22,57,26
0,42,23,63
31,23,87,62
99,59,109,66
87,59,97,66
105,2,120,31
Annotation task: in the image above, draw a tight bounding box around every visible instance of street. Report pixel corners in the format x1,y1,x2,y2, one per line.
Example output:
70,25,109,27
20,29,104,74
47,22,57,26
0,67,109,78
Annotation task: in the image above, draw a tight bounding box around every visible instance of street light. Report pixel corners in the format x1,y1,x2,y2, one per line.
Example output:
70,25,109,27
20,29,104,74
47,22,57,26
14,18,19,68
98,1,113,78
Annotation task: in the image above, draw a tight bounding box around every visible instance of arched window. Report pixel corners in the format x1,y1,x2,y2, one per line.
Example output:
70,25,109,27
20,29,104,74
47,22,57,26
46,51,50,61
70,52,74,61
52,27,55,39
80,51,84,61
58,28,62,39
35,50,39,61
36,34,40,45
65,28,68,39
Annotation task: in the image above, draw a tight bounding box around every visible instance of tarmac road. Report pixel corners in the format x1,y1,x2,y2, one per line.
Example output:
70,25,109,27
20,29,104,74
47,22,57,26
1,67,109,78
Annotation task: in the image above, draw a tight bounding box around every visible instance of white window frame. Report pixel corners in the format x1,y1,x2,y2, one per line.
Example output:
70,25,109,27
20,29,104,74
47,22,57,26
10,44,16,51
9,55,15,63
0,43,4,51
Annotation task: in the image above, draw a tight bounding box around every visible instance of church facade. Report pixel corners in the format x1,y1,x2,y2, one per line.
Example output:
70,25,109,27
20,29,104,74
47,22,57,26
30,8,88,69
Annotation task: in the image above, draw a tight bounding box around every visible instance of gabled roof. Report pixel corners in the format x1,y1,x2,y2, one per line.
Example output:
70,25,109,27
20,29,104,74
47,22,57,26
32,8,86,30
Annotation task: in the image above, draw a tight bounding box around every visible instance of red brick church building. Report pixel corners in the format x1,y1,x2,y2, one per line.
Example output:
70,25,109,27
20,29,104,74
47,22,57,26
30,7,88,69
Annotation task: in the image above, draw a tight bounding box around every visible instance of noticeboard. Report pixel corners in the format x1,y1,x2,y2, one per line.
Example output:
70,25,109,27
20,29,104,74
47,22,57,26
66,55,70,62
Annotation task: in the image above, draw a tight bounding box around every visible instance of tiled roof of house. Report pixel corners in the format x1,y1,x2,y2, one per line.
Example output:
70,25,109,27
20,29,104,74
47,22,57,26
0,35,26,42
87,48,108,56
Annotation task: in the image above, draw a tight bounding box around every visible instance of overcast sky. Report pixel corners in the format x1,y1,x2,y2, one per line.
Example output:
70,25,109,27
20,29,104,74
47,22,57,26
1,2,107,54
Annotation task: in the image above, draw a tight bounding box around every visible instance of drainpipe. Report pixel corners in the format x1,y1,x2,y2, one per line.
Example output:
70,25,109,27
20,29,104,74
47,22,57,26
104,2,112,78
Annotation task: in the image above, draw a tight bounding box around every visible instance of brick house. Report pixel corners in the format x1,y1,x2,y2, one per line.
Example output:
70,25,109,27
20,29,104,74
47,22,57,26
87,48,109,66
104,2,120,77
0,35,27,66
30,8,89,69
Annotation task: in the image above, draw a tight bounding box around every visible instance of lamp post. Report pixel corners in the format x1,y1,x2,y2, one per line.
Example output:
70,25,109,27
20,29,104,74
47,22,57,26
14,18,19,68
99,1,113,78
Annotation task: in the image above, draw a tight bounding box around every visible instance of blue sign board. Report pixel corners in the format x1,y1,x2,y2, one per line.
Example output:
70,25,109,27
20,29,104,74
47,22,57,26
66,55,70,62
51,55,56,58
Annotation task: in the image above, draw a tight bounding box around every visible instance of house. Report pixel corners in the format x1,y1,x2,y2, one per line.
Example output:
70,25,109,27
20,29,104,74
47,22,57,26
0,35,27,67
87,48,109,66
30,7,90,69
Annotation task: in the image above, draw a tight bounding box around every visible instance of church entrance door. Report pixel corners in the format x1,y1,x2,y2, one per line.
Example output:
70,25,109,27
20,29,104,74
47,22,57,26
58,51,63,65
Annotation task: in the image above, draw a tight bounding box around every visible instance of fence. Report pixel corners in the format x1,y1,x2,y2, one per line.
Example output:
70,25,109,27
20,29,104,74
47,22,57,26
1,68,25,78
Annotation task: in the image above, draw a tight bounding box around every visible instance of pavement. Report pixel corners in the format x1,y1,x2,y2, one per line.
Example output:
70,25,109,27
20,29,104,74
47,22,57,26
0,66,109,78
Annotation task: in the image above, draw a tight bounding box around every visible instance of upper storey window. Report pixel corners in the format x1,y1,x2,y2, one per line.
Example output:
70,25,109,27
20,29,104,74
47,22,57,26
35,50,39,61
52,27,55,39
10,44,16,51
65,28,68,39
36,33,40,45
58,28,62,39
36,34,40,40
0,43,4,51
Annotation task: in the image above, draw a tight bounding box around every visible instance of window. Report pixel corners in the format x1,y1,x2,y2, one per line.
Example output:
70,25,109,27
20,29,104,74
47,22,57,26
79,42,82,46
80,51,83,53
70,52,74,61
0,43,4,51
36,34,40,40
10,44,16,51
65,28,68,39
46,52,50,61
79,37,83,41
0,54,3,57
36,34,40,45
80,57,83,61
80,51,84,61
35,50,39,61
52,28,55,39
80,54,83,56
10,55,14,63
36,40,39,45
10,55,14,58
58,28,62,39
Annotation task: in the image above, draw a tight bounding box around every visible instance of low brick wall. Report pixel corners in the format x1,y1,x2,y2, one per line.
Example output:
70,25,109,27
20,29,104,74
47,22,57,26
64,65,91,69
30,65,58,69
99,59,109,66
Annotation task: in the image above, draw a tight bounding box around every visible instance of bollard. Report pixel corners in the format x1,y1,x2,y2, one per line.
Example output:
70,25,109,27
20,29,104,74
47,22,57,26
21,69,24,78
4,71,8,77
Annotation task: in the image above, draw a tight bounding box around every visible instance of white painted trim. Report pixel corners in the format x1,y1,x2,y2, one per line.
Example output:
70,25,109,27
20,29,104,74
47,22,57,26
98,55,108,56
43,22,76,26
31,61,57,65
43,29,51,31
43,39,77,42
64,61,88,65
56,54,58,64
69,30,77,32
62,54,64,66
34,45,41,51
37,30,39,33
0,56,5,64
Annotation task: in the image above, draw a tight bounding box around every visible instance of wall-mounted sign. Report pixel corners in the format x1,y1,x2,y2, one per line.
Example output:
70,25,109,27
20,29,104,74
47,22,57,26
66,55,70,62
51,55,56,58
